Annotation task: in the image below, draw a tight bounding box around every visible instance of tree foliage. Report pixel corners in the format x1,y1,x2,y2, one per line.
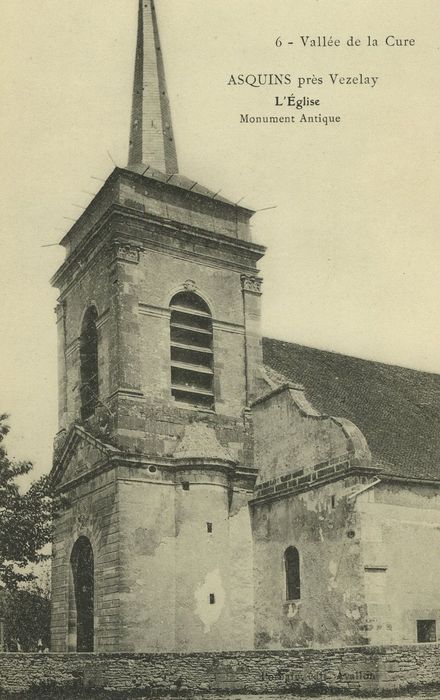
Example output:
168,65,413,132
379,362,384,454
4,582,51,651
0,414,53,589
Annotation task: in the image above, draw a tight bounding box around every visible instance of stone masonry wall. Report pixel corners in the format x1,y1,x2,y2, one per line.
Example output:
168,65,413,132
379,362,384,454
2,644,440,695
252,388,349,484
51,468,120,653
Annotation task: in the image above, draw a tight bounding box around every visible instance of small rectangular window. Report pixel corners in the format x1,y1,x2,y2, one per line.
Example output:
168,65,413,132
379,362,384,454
331,495,336,509
207,522,213,533
182,481,190,491
285,546,300,601
209,593,215,605
417,620,436,643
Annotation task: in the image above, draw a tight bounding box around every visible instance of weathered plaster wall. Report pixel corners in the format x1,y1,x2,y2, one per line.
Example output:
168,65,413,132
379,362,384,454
117,472,177,652
356,481,440,646
251,477,369,649
117,466,254,652
174,473,254,651
252,388,349,483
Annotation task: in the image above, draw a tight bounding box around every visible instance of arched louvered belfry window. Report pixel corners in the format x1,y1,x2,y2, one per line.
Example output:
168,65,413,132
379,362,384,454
285,546,301,601
80,306,99,420
170,291,214,410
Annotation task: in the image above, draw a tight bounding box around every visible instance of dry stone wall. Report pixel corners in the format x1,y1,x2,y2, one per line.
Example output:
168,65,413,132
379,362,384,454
2,644,440,695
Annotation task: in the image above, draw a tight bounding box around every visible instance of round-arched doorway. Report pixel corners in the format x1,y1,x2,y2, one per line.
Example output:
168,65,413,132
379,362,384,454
70,536,94,652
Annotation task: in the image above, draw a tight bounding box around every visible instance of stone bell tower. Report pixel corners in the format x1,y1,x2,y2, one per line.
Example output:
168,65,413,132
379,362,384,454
50,0,266,653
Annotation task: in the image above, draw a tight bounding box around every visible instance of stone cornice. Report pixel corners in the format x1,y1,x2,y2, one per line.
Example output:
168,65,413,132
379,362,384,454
107,388,145,401
138,306,245,333
51,212,114,290
51,425,252,495
250,459,381,506
111,207,265,262
114,166,255,216
58,173,117,249
53,205,265,292
212,319,245,335
377,473,440,487
54,453,249,495
138,303,170,319
250,382,306,407
172,456,237,470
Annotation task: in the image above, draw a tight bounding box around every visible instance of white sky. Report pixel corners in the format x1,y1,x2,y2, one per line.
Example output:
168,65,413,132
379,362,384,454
1,0,439,478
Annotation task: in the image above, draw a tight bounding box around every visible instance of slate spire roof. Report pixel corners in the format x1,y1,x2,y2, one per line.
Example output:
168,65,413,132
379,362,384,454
128,0,178,174
124,0,247,209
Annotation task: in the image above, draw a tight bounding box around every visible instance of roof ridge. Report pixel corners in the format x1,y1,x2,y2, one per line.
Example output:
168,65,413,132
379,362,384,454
263,336,440,379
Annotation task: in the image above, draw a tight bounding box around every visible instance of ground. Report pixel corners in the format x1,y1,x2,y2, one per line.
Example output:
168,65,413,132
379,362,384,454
4,693,440,700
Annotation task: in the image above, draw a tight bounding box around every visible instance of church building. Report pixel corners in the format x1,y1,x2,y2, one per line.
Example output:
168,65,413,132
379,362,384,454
50,0,440,653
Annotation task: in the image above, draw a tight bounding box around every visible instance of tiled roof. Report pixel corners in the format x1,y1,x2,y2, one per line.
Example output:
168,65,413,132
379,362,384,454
263,337,440,481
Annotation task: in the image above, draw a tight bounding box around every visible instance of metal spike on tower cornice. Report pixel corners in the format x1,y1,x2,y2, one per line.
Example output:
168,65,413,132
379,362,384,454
128,0,178,174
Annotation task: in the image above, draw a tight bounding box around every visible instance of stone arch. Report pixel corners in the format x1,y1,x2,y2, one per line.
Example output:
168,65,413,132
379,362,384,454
79,306,99,420
165,281,216,319
78,301,101,336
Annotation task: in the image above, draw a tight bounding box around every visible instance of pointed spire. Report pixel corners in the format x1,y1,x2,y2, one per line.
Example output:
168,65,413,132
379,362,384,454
128,0,178,174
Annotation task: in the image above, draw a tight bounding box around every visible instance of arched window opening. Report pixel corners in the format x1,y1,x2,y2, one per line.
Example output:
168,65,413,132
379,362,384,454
170,291,214,410
70,536,94,652
80,307,99,420
285,546,300,601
